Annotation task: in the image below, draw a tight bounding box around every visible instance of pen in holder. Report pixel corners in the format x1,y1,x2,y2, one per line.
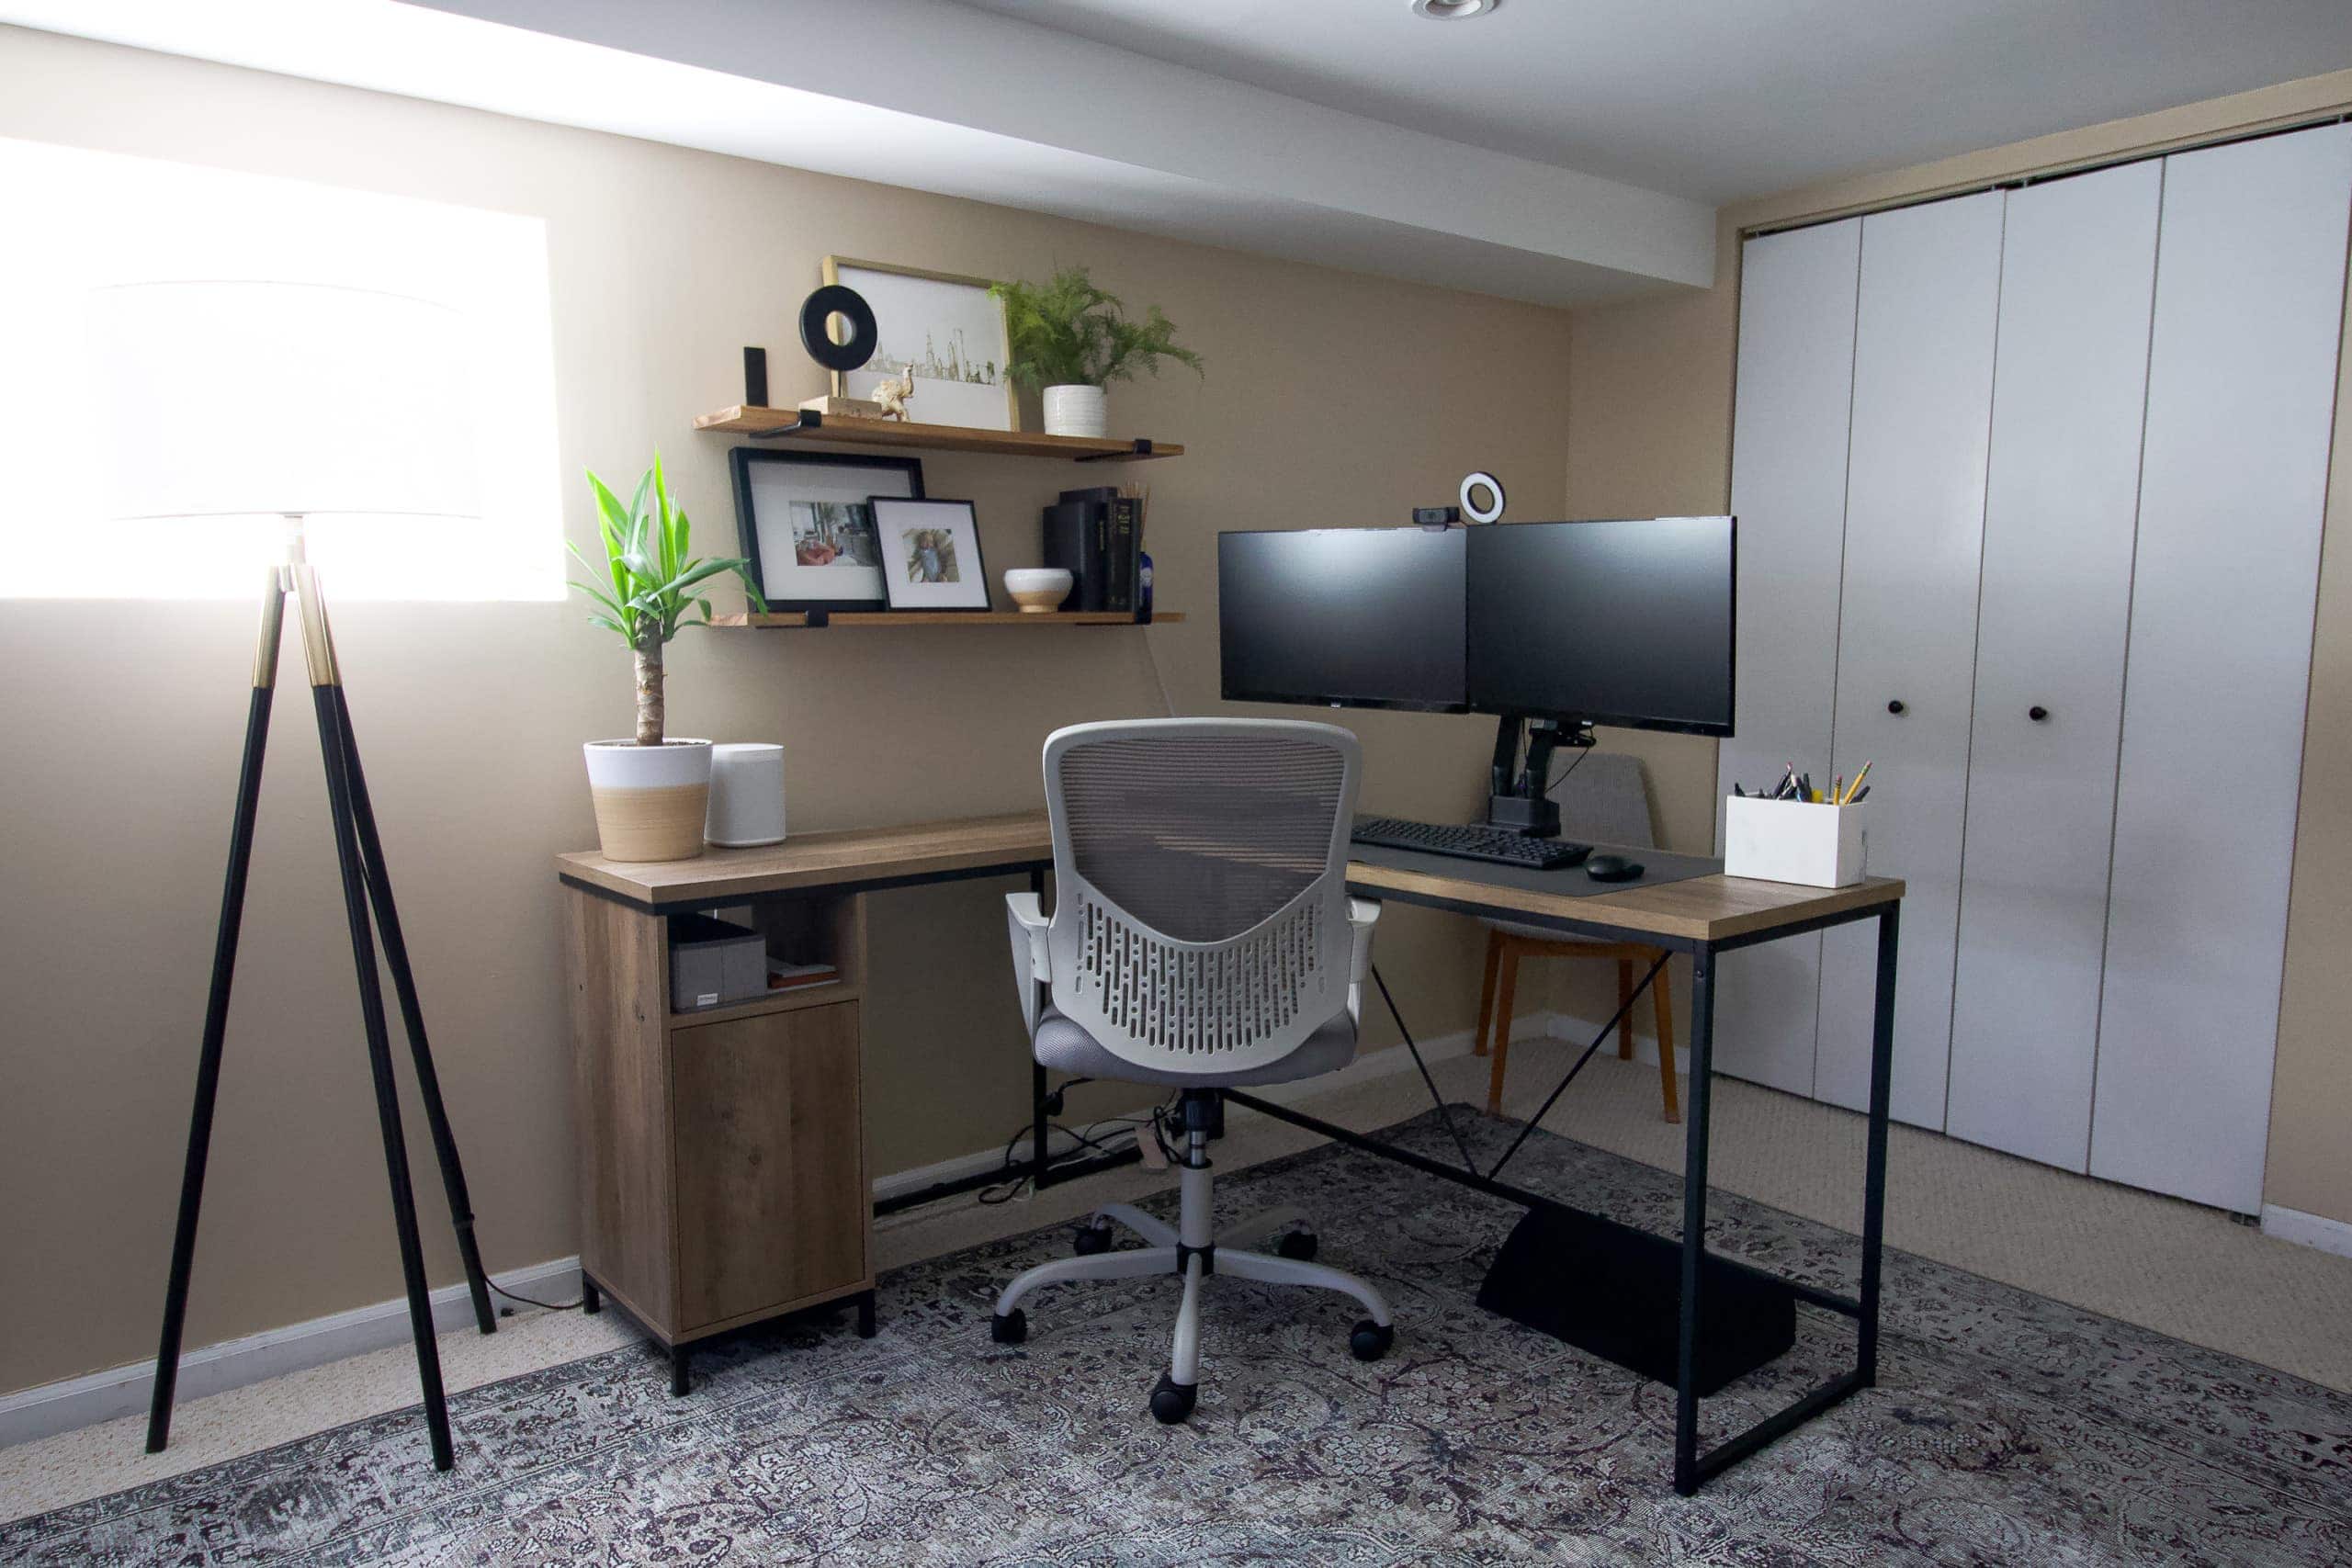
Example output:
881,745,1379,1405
1724,795,1867,887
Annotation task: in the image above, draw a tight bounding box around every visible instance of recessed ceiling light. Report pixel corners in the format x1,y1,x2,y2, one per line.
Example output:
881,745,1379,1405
1411,0,1498,17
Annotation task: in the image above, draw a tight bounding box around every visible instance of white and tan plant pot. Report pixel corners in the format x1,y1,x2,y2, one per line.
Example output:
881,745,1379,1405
583,739,713,862
1042,383,1108,438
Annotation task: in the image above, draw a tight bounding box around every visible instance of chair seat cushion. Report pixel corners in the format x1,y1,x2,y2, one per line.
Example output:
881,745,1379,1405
1035,1006,1358,1087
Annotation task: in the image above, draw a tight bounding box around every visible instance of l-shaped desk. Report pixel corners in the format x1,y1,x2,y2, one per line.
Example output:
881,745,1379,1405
557,810,1903,1495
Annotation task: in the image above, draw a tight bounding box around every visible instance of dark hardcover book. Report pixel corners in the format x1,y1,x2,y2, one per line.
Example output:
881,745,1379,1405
1105,495,1140,613
1042,501,1107,611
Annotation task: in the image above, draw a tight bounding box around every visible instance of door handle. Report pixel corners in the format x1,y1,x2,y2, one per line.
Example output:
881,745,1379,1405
2029,705,2049,722
1886,699,1906,716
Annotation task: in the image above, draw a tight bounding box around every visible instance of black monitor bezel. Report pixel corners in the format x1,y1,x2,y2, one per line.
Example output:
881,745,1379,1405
1463,516,1737,740
1216,525,1470,715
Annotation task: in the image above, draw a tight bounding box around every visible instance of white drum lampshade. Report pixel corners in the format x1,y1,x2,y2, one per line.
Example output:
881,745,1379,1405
86,280,481,521
706,743,787,847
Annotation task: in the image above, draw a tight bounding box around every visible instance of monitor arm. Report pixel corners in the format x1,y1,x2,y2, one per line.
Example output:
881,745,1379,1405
1485,716,1595,837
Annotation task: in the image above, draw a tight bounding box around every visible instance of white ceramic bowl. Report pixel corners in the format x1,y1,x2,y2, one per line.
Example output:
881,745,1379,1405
1003,567,1076,613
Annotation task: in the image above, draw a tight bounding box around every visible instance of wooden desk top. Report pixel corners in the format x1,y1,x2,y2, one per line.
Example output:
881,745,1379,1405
558,812,1053,908
558,811,1905,944
1343,858,1903,945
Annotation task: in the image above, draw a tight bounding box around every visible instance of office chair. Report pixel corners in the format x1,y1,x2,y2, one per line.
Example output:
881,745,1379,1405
1476,751,1680,1122
995,718,1393,1423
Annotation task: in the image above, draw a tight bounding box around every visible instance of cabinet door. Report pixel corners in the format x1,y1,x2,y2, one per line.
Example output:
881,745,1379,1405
673,1001,868,1331
2092,125,2352,1213
1945,163,2159,1169
1815,190,2006,1127
1713,218,1860,1096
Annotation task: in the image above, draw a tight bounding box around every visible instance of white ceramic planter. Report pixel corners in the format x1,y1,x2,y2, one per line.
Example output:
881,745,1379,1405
1042,383,1108,438
583,739,712,862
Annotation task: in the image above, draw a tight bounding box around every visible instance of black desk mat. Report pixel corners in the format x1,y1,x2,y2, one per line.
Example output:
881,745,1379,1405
1347,835,1723,899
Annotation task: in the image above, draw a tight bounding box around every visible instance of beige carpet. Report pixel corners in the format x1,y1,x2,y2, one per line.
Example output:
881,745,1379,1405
6,1032,2349,1525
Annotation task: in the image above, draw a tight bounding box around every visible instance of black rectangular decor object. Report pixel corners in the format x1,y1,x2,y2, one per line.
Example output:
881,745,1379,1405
743,346,769,407
1476,1204,1795,1397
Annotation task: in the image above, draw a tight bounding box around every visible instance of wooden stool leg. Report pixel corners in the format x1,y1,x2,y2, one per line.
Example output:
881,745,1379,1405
1653,954,1680,1123
1473,930,1504,1057
1616,959,1635,1059
1487,942,1521,1116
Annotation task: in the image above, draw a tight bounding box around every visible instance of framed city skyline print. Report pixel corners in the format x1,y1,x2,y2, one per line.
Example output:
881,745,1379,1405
728,447,926,614
822,256,1019,433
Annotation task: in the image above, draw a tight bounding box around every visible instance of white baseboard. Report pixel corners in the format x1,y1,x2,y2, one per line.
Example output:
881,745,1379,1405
0,1257,580,1451
1545,1008,1687,1072
6,1025,1494,1450
2261,1204,2352,1259
872,1024,1484,1208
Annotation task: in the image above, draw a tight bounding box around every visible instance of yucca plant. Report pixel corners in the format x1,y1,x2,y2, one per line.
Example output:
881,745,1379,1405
990,265,1204,388
568,452,765,746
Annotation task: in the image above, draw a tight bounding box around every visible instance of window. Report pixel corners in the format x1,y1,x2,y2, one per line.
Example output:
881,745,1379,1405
0,138,561,600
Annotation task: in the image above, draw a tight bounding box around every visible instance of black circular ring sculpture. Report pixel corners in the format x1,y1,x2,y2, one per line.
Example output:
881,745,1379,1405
799,285,877,373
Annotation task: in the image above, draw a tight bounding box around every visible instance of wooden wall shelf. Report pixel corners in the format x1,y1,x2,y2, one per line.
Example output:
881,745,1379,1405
712,610,1182,629
695,407,1182,463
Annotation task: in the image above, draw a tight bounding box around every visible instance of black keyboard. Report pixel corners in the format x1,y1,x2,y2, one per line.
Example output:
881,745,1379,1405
1351,817,1591,871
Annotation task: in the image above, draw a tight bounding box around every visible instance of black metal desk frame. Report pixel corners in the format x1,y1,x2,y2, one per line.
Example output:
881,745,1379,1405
577,844,1895,1495
1228,874,1900,1497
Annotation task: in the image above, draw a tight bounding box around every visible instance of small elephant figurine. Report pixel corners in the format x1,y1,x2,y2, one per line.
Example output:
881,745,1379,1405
872,363,915,422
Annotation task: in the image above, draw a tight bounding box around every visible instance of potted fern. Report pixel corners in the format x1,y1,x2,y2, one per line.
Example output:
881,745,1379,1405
990,266,1204,437
569,453,766,862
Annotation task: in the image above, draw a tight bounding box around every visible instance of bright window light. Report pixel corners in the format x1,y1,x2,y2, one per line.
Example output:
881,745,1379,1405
0,137,562,600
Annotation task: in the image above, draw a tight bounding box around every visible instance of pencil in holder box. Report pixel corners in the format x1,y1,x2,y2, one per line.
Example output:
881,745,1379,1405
1724,795,1867,887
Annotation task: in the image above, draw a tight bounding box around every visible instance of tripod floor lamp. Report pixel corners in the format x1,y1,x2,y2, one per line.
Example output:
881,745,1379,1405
96,281,501,1472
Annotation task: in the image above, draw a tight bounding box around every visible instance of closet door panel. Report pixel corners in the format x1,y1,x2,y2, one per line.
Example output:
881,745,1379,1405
1815,190,2006,1126
1714,218,1860,1095
2092,124,2352,1213
1945,163,2159,1169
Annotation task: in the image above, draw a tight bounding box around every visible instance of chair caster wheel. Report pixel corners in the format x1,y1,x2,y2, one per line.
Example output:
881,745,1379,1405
1073,1223,1114,1256
1350,1319,1395,1362
1274,1230,1319,1262
990,1309,1027,1345
1149,1374,1197,1424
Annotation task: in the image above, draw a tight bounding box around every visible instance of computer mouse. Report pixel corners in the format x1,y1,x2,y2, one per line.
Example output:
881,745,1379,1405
1585,853,1644,883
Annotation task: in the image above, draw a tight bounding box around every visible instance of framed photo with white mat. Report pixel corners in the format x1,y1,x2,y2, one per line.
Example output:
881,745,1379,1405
873,497,990,611
729,447,924,615
823,256,1018,432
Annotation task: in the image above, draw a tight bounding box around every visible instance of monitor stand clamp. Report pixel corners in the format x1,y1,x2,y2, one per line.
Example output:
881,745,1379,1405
1486,715,1595,838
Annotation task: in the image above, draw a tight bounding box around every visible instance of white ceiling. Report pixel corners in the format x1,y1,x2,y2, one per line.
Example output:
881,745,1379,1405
5,0,2348,308
951,0,2352,203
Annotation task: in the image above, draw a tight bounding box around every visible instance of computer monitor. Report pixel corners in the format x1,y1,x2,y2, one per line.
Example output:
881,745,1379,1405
1218,526,1467,713
1464,516,1736,738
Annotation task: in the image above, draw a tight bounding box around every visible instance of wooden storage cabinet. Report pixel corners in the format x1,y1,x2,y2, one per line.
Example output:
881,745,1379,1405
563,886,874,1393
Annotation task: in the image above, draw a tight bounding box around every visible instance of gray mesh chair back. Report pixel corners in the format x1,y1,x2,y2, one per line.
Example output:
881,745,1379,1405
1043,718,1362,1079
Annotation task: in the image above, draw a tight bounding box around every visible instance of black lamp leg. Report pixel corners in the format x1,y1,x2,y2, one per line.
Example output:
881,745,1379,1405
334,688,496,1337
146,675,276,1455
313,683,456,1472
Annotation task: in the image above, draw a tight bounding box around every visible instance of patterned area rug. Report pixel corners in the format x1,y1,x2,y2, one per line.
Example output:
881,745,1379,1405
6,1109,2350,1565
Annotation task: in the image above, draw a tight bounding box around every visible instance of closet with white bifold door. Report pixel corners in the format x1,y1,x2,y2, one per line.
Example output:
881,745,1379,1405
1716,121,2352,1214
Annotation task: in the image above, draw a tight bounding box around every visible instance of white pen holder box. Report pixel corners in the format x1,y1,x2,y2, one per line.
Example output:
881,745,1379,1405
1724,795,1867,887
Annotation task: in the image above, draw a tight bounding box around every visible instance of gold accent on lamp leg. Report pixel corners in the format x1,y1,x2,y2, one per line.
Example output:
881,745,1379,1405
291,561,343,690
251,569,288,690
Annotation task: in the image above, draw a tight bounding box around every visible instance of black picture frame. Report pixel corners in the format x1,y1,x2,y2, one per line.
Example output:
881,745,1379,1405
871,496,991,612
728,447,926,614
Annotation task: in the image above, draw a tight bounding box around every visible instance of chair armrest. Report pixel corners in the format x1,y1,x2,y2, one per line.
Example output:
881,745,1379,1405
1346,897,1381,1023
1006,892,1051,1036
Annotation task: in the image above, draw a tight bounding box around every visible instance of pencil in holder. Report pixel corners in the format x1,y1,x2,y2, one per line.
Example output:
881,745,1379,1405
1724,795,1866,887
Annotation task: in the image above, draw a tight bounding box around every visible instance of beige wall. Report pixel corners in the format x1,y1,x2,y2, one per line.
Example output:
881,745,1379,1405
0,27,1572,1394
1561,68,2352,1226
